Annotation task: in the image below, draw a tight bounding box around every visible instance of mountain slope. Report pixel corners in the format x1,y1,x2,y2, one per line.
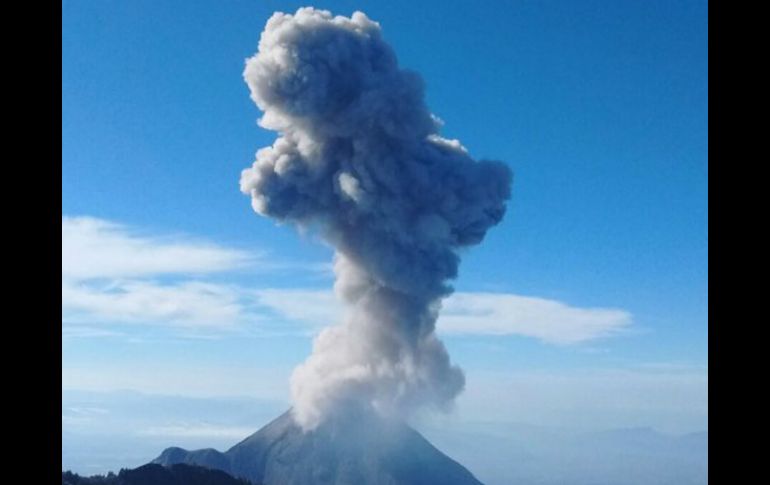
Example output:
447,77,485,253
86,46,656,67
154,408,485,485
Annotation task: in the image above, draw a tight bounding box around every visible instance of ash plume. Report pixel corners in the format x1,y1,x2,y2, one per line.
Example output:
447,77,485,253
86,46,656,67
240,7,512,430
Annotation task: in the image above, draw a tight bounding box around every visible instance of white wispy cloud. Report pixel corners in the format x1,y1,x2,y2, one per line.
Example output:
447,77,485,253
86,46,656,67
251,289,632,345
254,289,341,327
61,216,317,330
62,326,127,339
61,217,631,343
62,216,254,280
441,292,631,344
62,279,248,328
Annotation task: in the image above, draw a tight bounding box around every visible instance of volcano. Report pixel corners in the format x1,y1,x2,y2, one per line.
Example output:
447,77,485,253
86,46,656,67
153,408,484,485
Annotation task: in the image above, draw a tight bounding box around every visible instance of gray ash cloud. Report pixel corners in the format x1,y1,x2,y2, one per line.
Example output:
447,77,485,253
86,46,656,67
240,7,512,430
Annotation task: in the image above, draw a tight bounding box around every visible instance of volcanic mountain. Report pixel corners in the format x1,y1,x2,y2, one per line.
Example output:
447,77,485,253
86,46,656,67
153,408,484,485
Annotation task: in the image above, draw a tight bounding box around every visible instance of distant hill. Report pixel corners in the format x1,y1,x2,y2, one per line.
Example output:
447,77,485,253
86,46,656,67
154,408,485,485
62,463,254,485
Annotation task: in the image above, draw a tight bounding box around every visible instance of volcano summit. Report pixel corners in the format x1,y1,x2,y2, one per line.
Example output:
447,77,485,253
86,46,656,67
154,408,484,485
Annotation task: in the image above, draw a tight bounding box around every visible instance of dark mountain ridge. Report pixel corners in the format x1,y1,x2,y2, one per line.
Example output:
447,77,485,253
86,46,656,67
62,463,254,485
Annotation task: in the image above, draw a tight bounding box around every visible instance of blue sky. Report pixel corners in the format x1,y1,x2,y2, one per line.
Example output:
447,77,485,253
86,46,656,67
62,0,707,465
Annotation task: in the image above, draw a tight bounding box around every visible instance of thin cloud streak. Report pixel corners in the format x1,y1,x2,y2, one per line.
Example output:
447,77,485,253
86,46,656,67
253,289,632,345
254,289,341,328
62,216,255,280
63,284,631,344
442,292,631,344
61,216,327,331
62,279,247,328
61,217,631,343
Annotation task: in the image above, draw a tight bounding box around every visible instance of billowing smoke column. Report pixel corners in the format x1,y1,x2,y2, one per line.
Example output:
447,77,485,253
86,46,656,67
240,7,512,430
